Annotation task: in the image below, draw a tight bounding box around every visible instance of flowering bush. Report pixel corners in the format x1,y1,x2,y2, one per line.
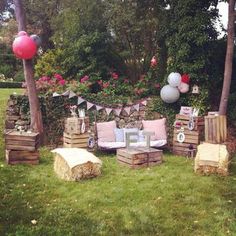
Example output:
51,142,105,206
27,74,68,95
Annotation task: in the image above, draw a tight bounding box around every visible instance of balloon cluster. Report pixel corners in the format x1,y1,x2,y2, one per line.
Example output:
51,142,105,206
12,31,42,60
160,72,190,103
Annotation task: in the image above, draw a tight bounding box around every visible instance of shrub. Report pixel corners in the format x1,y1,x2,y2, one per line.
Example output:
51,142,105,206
0,81,22,88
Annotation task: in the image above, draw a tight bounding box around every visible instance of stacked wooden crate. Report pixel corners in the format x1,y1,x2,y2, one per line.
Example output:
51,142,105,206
172,114,204,156
5,131,40,165
117,148,163,169
63,117,89,148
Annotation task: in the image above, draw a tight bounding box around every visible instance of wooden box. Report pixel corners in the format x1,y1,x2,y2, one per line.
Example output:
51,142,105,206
172,115,204,156
5,131,40,151
204,115,227,144
117,148,163,169
65,117,89,134
63,132,89,148
6,150,39,165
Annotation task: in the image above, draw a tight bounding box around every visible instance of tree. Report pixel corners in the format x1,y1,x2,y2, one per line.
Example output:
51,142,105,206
219,0,235,115
13,0,43,136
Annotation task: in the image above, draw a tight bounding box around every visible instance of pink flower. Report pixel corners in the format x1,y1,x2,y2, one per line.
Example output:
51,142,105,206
98,80,103,86
124,78,129,83
54,74,63,81
58,79,66,86
103,82,109,88
112,72,119,80
39,76,50,82
154,83,160,89
150,56,157,67
80,75,89,83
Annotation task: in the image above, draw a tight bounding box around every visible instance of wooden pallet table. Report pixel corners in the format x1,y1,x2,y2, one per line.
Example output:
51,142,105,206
117,147,163,169
63,132,89,148
6,150,39,165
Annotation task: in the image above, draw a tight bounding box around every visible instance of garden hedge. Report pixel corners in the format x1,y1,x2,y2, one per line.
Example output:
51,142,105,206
0,82,23,88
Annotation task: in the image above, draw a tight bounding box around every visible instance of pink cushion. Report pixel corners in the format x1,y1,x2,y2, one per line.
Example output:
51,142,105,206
142,118,167,141
96,120,116,142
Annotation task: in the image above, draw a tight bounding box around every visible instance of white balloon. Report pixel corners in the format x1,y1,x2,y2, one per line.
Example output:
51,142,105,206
178,82,189,93
160,85,180,103
168,72,181,87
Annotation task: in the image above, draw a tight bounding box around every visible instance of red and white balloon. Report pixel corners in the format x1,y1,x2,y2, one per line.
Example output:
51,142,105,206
12,32,41,60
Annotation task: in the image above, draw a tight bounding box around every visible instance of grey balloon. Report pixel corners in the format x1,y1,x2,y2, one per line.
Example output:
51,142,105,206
160,85,180,103
30,34,42,47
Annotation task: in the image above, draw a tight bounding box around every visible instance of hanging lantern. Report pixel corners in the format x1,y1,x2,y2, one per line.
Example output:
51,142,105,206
160,85,180,103
192,85,199,94
167,72,181,87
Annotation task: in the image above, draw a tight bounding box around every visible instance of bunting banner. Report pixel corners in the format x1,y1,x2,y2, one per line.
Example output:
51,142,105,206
69,91,77,98
124,106,131,115
87,101,94,110
105,108,113,116
115,108,122,116
77,97,85,105
133,104,140,111
53,90,148,116
52,92,61,97
96,105,103,111
62,90,70,96
141,100,147,106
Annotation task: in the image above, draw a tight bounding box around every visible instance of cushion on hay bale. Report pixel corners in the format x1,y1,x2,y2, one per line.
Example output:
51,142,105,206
52,148,102,181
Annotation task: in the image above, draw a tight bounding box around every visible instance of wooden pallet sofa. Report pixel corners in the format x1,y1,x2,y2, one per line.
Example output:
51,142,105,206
95,118,167,150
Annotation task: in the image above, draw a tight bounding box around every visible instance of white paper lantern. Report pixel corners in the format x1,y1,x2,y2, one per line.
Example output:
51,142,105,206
168,72,181,87
160,85,180,103
178,82,189,93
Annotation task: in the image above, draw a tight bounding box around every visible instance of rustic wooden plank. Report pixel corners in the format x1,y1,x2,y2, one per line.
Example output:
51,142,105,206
5,144,36,151
172,141,197,148
7,160,39,165
5,139,37,147
6,115,20,121
204,116,209,143
7,150,39,158
63,132,89,139
63,142,87,148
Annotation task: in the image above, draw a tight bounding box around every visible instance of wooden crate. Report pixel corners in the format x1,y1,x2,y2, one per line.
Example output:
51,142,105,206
6,150,39,165
117,148,163,169
172,115,204,156
5,131,40,151
204,115,227,144
65,117,89,134
63,132,89,148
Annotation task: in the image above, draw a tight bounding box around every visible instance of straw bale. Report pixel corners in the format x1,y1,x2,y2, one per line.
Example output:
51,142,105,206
52,148,102,181
194,143,230,176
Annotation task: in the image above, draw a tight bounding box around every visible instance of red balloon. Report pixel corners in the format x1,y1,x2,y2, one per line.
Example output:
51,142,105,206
17,31,28,37
12,35,37,59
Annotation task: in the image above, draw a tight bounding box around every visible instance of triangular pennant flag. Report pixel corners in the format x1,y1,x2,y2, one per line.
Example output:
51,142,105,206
133,104,140,111
115,108,122,116
52,92,61,97
96,105,103,111
105,108,113,116
124,106,131,115
69,91,76,98
141,100,147,106
77,97,85,105
62,90,70,96
87,101,94,110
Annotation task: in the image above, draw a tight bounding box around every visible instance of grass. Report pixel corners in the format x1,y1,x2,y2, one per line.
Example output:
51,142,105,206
0,88,236,235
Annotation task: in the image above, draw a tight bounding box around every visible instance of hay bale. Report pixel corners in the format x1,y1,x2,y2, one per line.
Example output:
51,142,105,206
52,148,102,181
194,143,230,176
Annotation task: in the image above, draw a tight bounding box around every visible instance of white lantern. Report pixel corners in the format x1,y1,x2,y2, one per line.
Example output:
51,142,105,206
160,85,180,103
167,72,181,87
178,82,189,93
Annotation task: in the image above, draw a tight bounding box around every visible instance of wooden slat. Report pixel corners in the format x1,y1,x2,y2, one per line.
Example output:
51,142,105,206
5,144,36,151
5,139,37,147
63,132,89,139
63,142,87,148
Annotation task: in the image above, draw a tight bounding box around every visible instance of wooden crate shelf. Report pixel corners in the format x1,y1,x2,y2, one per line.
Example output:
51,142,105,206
63,132,89,148
117,148,163,169
172,115,204,157
6,150,39,165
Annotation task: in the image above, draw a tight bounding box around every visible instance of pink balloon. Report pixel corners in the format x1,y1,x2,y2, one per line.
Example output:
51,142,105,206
12,35,37,59
17,31,28,37
178,82,189,93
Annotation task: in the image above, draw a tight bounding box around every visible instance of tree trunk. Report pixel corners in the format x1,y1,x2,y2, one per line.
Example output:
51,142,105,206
219,0,235,115
14,0,44,137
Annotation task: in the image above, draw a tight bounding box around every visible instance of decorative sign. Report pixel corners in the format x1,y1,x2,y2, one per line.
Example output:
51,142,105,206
177,132,185,143
179,106,193,116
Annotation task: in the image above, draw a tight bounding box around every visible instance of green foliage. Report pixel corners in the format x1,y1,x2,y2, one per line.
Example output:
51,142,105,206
35,49,65,78
228,92,236,126
13,70,25,82
0,81,22,88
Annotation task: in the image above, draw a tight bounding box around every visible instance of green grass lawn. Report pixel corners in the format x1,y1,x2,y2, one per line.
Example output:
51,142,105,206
0,89,236,236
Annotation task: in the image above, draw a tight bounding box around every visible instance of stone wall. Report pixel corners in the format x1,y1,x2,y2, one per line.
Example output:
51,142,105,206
5,95,162,147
